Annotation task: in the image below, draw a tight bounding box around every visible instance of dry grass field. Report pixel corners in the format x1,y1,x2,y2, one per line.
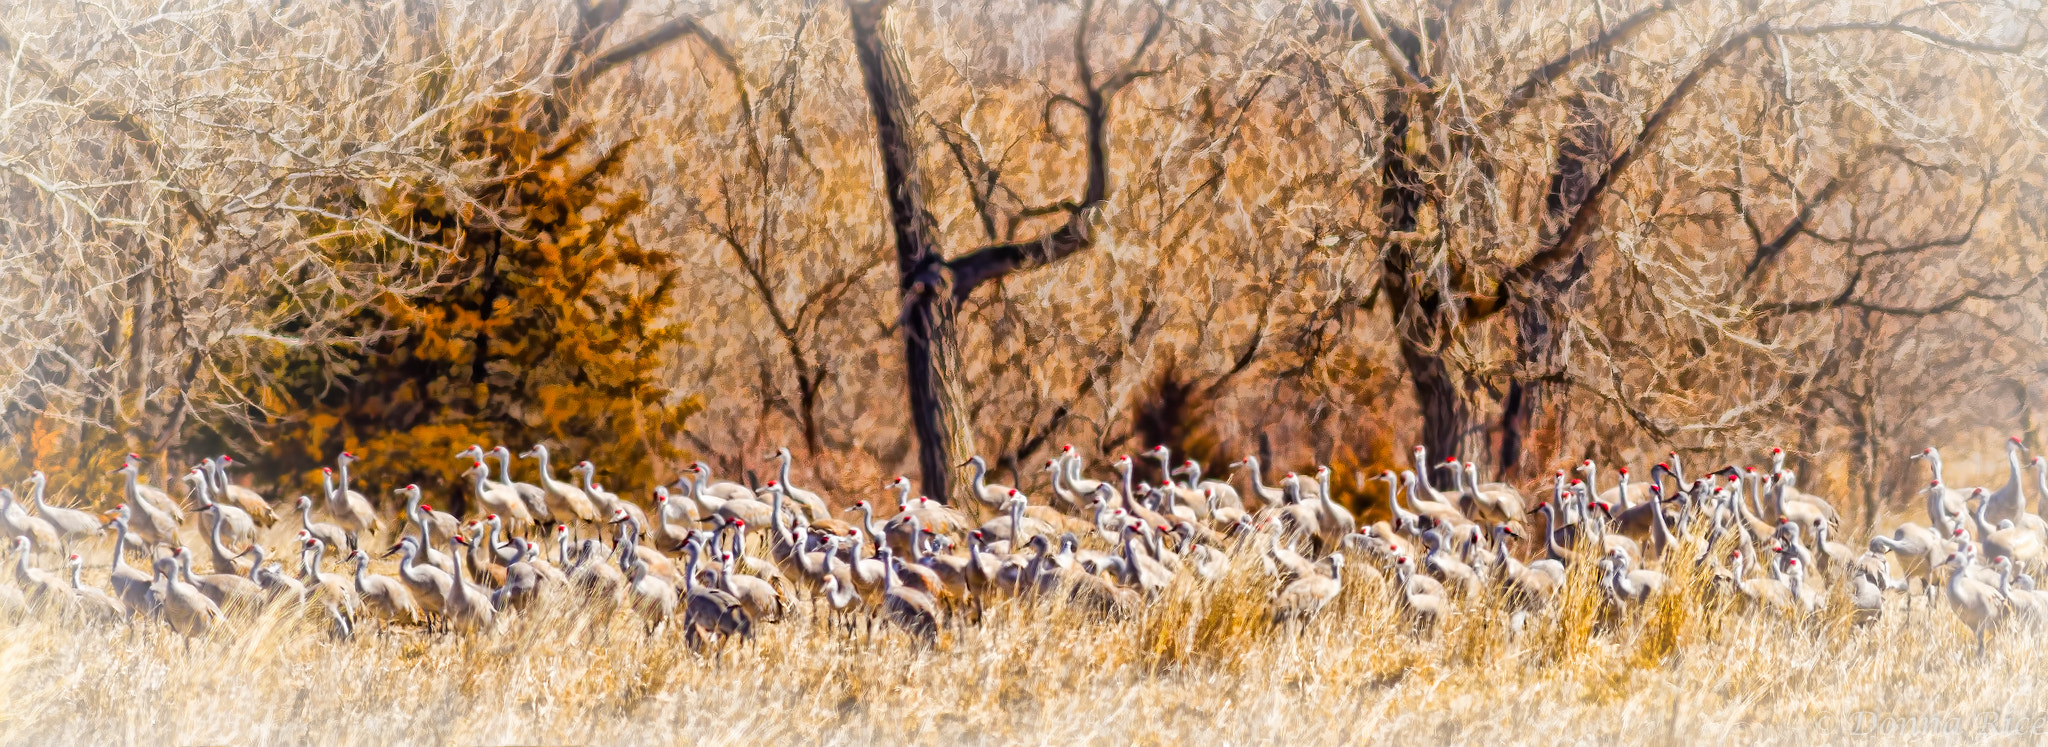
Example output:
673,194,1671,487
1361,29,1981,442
3,522,2042,746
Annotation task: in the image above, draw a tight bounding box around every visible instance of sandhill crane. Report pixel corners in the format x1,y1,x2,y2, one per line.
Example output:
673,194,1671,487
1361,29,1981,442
1409,446,1457,506
115,453,185,524
1142,446,1210,520
818,539,864,633
1966,489,2042,568
0,488,60,557
1762,471,1829,532
1264,474,1324,542
1439,458,1525,524
152,552,222,647
1371,471,1421,536
683,462,754,508
1810,518,1853,577
102,511,153,617
679,540,751,648
461,461,534,535
383,535,452,631
1847,551,1900,625
473,445,554,526
875,546,940,642
1115,524,1174,598
174,545,261,613
567,538,629,612
442,534,496,634
914,528,974,599
1173,459,1245,515
1911,448,1972,534
975,492,1054,545
712,486,775,539
1727,550,1794,616
346,549,420,628
294,496,350,555
517,445,599,537
715,552,786,623
197,501,249,577
570,460,647,535
491,538,550,613
1943,548,2008,655
11,536,67,609
622,548,679,634
649,488,695,554
1975,437,2031,526
184,468,255,548
1992,556,2047,628
1867,521,1941,609
1392,555,1448,630
885,476,974,528
1398,470,1467,528
1061,446,1120,505
392,484,455,558
1038,459,1086,514
63,554,125,626
1611,547,1667,603
766,447,831,521
1272,554,1344,626
1528,501,1576,566
961,455,1016,511
1310,467,1357,547
1760,449,1843,525
25,472,99,555
209,456,280,527
1421,528,1479,597
325,453,383,546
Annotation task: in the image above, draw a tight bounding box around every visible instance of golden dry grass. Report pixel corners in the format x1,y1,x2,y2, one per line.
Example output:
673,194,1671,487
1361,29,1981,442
3,529,2045,746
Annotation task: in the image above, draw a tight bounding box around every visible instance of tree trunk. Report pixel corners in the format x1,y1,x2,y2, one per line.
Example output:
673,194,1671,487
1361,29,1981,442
1372,25,1469,464
1498,79,1609,479
849,0,975,502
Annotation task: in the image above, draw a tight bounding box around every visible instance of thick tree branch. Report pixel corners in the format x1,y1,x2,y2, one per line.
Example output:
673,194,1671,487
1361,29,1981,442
574,15,722,87
1343,0,1422,89
0,25,218,241
1766,264,2048,317
1736,172,1851,285
1505,19,2026,292
1494,0,1687,121
945,0,1169,299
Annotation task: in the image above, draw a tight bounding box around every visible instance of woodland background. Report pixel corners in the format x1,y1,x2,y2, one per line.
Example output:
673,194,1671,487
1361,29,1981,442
1,0,2044,528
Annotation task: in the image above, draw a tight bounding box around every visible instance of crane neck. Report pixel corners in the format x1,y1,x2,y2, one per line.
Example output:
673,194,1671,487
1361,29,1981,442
1540,504,1569,562
111,520,132,572
1245,458,1273,495
967,458,987,491
533,449,555,483
208,508,227,549
492,451,517,486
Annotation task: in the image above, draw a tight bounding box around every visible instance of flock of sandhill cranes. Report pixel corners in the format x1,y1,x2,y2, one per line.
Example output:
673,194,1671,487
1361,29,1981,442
2,436,2045,653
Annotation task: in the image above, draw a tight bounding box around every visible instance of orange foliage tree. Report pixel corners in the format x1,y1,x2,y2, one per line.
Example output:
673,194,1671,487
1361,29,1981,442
247,103,697,512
